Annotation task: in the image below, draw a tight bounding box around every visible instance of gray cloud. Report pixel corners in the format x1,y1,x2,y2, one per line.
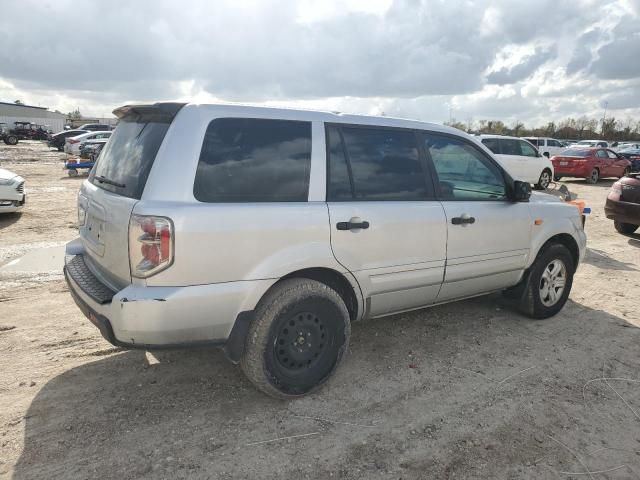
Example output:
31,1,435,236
0,0,637,124
486,47,557,85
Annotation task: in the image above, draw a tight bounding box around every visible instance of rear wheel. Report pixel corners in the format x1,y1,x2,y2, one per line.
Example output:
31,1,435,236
518,244,574,319
240,278,351,399
5,135,18,145
67,169,78,177
614,221,638,234
535,169,552,190
585,168,599,184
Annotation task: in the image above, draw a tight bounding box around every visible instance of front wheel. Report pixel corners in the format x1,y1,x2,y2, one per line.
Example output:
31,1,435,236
535,169,552,190
5,135,18,145
240,278,351,399
518,244,574,319
585,168,599,184
67,169,79,177
620,167,631,178
614,221,638,234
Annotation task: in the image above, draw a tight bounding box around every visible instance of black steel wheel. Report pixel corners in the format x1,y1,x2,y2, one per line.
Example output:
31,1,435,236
241,278,351,398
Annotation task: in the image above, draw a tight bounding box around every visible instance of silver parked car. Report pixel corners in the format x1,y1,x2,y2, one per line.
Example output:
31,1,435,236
64,103,587,398
0,168,25,213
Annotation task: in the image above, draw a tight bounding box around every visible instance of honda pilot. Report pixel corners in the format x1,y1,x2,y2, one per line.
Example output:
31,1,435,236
64,103,587,398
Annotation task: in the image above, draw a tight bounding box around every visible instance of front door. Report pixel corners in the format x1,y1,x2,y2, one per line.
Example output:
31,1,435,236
421,132,532,302
325,124,447,317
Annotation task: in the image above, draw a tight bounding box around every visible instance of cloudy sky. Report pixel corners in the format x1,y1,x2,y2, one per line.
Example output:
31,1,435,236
1,0,639,126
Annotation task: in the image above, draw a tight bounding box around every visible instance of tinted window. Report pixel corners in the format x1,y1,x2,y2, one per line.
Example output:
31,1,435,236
425,133,506,201
500,139,522,155
560,149,591,157
481,138,500,154
326,126,352,201
338,127,428,201
549,140,561,147
606,150,618,159
524,138,539,147
519,140,538,157
90,119,170,199
596,150,608,158
194,118,311,203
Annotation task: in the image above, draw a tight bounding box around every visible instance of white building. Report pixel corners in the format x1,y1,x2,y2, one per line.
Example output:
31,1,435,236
0,101,66,133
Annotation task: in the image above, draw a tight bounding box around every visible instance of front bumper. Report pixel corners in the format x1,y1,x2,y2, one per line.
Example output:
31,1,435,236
0,182,25,212
605,198,640,225
63,247,272,349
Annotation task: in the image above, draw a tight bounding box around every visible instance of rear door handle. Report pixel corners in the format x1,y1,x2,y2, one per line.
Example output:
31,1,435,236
337,217,370,230
451,214,475,225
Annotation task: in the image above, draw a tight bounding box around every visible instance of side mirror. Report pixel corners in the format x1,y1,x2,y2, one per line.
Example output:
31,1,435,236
511,180,532,202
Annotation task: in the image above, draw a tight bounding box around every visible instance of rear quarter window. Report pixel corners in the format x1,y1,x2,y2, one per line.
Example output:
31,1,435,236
193,118,312,202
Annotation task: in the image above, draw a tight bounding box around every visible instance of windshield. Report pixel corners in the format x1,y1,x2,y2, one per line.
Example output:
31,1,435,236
559,149,591,157
89,118,170,199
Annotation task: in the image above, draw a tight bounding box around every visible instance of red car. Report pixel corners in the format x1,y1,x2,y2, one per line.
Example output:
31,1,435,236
551,148,631,184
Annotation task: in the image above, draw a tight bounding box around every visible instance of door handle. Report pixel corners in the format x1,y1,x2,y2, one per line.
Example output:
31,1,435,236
451,214,475,225
337,217,370,230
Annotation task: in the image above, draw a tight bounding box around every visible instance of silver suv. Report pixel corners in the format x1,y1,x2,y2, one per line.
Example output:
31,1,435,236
64,103,587,398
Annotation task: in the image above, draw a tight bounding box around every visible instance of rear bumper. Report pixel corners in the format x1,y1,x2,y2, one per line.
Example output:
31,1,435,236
552,166,590,177
605,198,640,225
63,245,273,352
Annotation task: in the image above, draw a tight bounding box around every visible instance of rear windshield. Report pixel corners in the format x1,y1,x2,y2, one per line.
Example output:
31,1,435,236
89,119,170,199
559,149,590,157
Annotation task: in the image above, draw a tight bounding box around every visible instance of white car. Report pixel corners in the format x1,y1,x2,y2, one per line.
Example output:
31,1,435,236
570,140,608,148
0,168,25,213
64,102,586,398
479,135,554,189
65,131,112,155
522,137,565,158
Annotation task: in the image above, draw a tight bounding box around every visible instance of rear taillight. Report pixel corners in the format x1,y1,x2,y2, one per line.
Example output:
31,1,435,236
69,139,79,144
609,182,622,201
128,215,174,278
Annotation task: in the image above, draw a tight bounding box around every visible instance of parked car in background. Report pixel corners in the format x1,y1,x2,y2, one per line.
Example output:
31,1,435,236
78,123,112,132
522,137,565,158
0,123,18,145
63,102,586,398
479,135,554,189
614,142,640,151
0,168,25,213
605,173,640,234
551,148,631,183
570,140,609,148
48,129,89,151
65,131,111,155
617,148,640,172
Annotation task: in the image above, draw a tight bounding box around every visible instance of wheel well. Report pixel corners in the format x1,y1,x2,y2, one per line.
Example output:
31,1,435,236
281,268,359,322
542,234,579,271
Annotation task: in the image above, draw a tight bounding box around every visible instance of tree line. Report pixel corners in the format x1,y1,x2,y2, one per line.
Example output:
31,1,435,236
444,116,640,141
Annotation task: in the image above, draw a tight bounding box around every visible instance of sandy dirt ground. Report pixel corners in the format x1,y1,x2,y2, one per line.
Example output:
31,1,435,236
1,141,639,479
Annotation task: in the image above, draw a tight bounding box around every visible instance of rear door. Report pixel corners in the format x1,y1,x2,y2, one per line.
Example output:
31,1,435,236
326,124,447,317
595,149,611,176
606,149,626,176
518,139,542,180
80,106,179,289
422,132,532,302
496,138,535,184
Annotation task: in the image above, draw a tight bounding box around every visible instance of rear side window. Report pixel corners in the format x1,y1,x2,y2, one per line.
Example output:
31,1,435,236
328,126,429,201
560,149,590,157
481,138,500,154
519,140,538,157
194,118,311,203
89,119,170,199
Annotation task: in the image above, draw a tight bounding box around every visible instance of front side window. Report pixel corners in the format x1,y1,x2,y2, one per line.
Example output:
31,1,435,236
330,126,429,201
194,118,311,202
519,140,538,157
424,133,506,201
596,150,608,158
607,150,618,159
499,139,522,156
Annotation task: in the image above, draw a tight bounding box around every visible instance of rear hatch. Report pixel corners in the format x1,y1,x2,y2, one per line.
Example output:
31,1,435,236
79,103,183,289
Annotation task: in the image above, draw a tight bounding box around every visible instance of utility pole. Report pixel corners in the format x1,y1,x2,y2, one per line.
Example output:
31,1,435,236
601,101,608,136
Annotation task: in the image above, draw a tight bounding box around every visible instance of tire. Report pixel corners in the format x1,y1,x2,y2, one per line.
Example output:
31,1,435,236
620,167,631,178
518,244,574,319
585,168,599,184
5,135,18,145
67,169,79,177
535,169,552,190
240,278,351,399
614,221,638,234
543,152,550,158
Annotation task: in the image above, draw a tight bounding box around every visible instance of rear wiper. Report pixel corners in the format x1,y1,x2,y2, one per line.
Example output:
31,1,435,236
94,175,125,188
